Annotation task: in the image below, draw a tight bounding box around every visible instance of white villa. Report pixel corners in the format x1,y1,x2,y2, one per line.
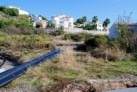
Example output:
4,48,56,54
84,21,108,31
51,15,74,28
31,16,48,28
9,6,29,15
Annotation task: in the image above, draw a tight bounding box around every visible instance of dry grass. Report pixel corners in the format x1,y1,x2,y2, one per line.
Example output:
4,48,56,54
10,47,106,87
0,35,52,50
2,46,137,91
0,34,55,63
91,47,134,61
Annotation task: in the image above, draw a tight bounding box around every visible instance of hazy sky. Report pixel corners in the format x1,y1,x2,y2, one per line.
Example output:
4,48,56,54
0,0,137,25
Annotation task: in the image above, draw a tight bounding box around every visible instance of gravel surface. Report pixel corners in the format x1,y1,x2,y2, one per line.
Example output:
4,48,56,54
0,59,17,73
104,88,137,92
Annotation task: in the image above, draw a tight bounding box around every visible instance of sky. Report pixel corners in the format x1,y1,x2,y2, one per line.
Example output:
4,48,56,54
0,0,137,25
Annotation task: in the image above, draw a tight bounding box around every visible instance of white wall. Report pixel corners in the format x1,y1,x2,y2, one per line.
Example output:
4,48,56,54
64,28,109,35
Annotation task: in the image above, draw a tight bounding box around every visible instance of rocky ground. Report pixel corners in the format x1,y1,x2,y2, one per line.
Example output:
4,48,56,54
0,59,18,73
52,36,137,92
1,36,137,92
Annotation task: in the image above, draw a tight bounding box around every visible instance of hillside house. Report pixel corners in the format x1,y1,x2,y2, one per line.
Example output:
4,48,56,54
31,16,48,28
51,15,74,28
109,23,137,38
84,21,108,31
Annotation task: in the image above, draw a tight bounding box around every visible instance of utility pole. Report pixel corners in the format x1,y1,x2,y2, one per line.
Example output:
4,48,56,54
105,49,108,62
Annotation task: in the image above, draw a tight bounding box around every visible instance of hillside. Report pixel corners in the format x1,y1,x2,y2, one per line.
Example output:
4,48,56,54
0,6,137,92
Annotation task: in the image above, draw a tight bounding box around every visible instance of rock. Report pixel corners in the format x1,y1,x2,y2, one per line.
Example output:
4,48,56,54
0,68,5,73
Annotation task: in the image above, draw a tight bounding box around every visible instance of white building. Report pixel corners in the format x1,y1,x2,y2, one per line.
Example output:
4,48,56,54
84,21,107,31
51,15,74,28
109,23,137,38
9,6,29,15
31,16,48,28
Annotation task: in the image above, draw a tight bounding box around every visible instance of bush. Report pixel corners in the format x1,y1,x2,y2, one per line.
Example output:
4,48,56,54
47,23,55,28
64,33,82,42
64,33,94,42
49,26,64,36
64,34,72,40
16,22,31,28
107,38,120,48
0,6,6,11
0,35,53,50
3,26,32,35
90,48,133,61
93,35,108,47
0,21,5,28
84,38,96,50
70,34,82,42
36,22,42,28
79,32,94,40
83,24,93,30
3,8,19,16
85,35,108,49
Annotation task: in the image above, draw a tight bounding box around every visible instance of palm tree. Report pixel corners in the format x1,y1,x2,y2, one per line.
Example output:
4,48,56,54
103,18,110,27
92,16,98,23
103,18,110,31
82,16,87,23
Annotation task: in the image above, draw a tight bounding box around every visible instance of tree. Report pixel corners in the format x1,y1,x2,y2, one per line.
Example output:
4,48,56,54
76,18,83,24
91,16,98,30
103,18,110,27
39,15,48,21
82,16,87,23
47,23,55,28
92,16,98,23
3,8,19,16
76,16,87,24
0,6,6,11
83,24,93,30
116,12,137,52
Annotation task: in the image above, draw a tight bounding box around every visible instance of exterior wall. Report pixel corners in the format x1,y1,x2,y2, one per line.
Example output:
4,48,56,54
32,16,48,28
51,15,74,28
109,23,137,38
64,28,109,35
128,25,137,31
96,22,104,31
109,23,119,38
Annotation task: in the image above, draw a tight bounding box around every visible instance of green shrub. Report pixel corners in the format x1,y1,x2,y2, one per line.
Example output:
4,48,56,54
0,20,16,28
0,21,5,28
64,33,82,42
49,26,64,36
47,23,55,28
85,35,108,50
0,35,53,50
79,32,94,40
107,38,120,47
93,35,108,47
71,34,82,42
83,24,93,30
0,6,6,11
64,33,94,42
3,8,19,16
36,22,42,28
16,22,31,28
64,34,72,40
